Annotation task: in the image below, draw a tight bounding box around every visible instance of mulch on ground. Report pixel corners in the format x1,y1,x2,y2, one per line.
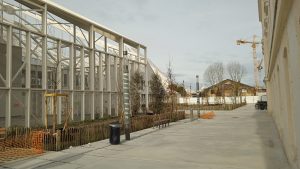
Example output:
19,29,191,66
0,148,41,163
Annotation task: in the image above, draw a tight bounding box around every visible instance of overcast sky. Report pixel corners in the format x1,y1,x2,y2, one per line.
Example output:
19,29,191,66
53,0,263,89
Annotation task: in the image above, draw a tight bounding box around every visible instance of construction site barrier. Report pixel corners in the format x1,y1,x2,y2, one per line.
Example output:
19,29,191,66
0,111,185,157
177,102,247,111
0,128,44,163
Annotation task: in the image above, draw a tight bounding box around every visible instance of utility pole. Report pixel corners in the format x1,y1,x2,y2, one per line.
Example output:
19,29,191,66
183,80,186,104
196,75,200,118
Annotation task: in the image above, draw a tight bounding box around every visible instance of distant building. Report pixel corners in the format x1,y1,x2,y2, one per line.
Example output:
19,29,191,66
258,0,300,168
201,79,256,97
178,79,258,105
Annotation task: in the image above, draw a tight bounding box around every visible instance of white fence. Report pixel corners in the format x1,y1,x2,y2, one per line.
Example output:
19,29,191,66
179,95,264,105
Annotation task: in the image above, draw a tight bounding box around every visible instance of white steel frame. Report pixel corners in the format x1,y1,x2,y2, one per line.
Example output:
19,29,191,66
0,0,148,128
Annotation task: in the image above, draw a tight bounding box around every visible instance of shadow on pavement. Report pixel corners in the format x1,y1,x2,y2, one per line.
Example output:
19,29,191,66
252,108,290,169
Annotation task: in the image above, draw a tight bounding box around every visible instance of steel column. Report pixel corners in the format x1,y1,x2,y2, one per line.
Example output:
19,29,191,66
57,40,62,124
5,26,12,128
144,47,149,110
25,31,31,127
105,37,111,116
41,4,48,127
69,43,74,120
89,25,95,120
80,47,85,121
99,52,104,118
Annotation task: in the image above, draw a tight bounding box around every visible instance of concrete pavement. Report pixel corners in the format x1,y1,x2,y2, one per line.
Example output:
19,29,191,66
0,104,290,169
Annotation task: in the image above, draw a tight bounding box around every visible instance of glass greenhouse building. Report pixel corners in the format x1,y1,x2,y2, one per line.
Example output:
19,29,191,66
0,0,149,128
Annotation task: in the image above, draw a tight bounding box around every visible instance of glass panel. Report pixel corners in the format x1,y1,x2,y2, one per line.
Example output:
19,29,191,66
30,34,43,88
74,27,89,47
61,44,70,90
11,90,26,127
94,51,100,90
111,93,117,117
94,92,102,120
84,50,90,90
30,91,43,127
130,61,135,76
107,39,119,55
61,91,71,124
111,57,116,92
94,32,105,51
105,55,111,91
45,94,53,127
12,28,26,88
0,90,7,127
103,93,109,118
47,38,58,90
73,92,82,121
141,64,146,91
1,1,42,32
74,46,82,90
84,92,92,120
118,57,123,91
0,25,7,87
47,14,73,42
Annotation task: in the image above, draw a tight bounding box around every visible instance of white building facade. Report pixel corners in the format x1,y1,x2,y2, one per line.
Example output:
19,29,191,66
258,0,300,168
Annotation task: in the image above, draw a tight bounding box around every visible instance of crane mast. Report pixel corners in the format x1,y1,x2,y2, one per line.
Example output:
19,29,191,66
236,35,261,89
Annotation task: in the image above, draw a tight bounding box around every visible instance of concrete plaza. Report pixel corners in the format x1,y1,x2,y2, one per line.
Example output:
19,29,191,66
0,104,290,169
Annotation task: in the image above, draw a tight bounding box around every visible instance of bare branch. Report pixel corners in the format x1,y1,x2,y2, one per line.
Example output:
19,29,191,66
203,62,224,86
166,60,177,113
227,61,247,82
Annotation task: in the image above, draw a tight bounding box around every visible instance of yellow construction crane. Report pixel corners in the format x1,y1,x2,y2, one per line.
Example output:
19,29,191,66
236,35,262,89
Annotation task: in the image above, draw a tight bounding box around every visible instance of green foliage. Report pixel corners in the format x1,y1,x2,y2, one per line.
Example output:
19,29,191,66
168,83,177,94
150,73,166,114
168,84,187,97
177,85,187,97
130,71,144,116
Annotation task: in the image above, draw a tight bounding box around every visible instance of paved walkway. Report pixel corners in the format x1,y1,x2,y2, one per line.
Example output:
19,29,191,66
1,104,290,169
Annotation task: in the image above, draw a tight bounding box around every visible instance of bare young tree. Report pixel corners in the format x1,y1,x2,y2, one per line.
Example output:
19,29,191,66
227,61,247,104
47,58,62,132
204,62,224,86
203,62,224,104
167,60,177,113
44,56,71,131
227,61,246,82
